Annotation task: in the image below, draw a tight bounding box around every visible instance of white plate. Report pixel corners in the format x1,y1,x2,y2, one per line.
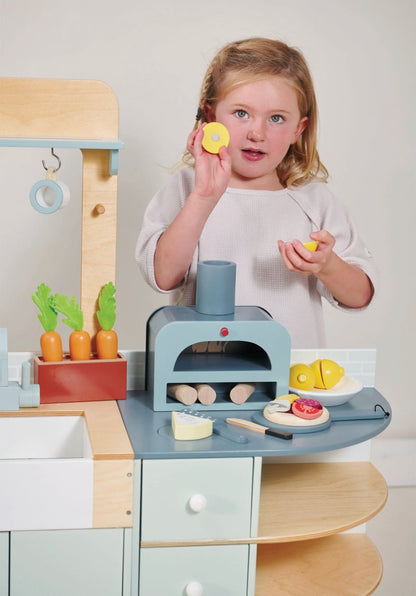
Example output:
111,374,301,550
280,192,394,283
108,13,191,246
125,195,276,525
289,376,363,406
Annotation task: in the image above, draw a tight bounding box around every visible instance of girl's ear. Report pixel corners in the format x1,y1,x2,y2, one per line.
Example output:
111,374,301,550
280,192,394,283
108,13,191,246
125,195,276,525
292,116,309,144
204,103,216,123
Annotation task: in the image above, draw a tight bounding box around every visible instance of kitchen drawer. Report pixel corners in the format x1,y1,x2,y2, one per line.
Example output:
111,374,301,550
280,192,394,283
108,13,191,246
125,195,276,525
139,544,249,595
141,458,253,541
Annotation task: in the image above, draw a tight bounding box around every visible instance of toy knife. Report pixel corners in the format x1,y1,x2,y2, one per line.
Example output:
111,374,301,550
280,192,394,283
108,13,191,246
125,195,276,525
226,417,293,440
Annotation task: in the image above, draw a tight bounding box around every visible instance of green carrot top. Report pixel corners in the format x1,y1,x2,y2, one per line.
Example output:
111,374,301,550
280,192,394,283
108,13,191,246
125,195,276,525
32,283,58,332
52,294,84,332
96,282,116,331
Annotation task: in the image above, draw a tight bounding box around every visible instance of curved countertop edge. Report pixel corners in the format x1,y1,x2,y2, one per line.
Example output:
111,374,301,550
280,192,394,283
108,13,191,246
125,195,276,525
117,388,391,460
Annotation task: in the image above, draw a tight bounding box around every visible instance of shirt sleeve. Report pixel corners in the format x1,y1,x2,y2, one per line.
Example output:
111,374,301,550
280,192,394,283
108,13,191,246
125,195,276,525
135,168,194,293
291,183,378,312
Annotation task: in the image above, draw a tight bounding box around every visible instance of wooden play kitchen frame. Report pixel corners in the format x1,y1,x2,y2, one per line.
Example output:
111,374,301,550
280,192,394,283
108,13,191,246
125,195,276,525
0,77,123,339
0,77,126,401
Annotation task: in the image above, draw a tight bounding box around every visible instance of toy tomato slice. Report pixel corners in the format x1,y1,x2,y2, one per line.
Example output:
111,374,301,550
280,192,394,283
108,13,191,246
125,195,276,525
292,399,323,420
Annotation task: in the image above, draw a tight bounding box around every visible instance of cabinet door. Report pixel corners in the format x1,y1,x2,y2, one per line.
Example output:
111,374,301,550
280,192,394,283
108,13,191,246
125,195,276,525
141,458,253,541
0,532,8,595
10,528,124,596
140,544,249,595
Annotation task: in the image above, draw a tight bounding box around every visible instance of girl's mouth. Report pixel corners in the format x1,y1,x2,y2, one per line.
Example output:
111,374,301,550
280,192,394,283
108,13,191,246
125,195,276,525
242,148,266,161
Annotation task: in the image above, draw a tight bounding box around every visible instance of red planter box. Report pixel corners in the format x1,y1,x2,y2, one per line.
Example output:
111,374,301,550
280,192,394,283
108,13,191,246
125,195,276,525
34,353,127,404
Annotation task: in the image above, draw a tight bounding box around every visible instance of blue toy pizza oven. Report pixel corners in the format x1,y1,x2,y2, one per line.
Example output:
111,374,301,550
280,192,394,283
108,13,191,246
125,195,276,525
145,261,291,411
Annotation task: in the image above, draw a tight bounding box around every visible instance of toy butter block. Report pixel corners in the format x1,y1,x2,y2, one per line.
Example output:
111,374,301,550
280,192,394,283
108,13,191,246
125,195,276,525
34,353,127,403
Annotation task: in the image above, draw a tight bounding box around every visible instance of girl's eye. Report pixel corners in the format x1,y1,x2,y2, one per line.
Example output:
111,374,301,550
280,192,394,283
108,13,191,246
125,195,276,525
235,110,248,119
270,114,283,123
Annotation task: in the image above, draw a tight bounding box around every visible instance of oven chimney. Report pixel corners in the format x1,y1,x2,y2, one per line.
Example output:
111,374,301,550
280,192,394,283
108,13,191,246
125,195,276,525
195,260,236,316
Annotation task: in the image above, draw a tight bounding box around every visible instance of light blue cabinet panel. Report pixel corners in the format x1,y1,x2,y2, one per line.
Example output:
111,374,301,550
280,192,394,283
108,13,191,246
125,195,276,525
0,532,8,595
141,458,253,541
139,544,249,595
10,528,124,596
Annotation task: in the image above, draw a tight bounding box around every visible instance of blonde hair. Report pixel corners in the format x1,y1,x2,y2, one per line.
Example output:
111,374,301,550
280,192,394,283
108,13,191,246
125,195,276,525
184,37,328,187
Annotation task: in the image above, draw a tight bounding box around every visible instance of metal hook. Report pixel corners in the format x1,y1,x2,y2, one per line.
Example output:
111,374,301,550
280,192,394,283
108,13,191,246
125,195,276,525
374,404,390,417
42,148,61,172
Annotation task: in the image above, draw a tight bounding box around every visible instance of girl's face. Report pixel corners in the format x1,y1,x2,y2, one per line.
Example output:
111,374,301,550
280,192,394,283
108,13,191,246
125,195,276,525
207,76,308,190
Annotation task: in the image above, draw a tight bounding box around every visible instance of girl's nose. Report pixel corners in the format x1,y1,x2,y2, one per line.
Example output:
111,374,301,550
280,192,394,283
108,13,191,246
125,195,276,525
247,122,264,142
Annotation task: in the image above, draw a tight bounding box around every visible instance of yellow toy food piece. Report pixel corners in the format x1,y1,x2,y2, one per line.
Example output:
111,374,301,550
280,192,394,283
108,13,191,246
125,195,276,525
310,359,345,389
171,411,213,440
302,241,318,251
202,122,230,154
289,364,316,391
275,393,299,404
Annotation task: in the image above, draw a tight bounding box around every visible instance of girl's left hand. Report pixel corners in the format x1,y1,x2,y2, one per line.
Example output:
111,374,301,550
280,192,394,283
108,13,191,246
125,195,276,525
278,230,336,275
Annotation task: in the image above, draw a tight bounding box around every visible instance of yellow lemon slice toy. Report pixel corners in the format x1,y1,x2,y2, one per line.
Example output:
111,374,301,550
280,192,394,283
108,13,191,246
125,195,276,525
310,359,345,390
202,122,230,154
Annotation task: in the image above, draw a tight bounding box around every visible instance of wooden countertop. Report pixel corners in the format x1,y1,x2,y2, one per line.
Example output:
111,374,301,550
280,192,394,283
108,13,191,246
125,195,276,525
0,401,134,461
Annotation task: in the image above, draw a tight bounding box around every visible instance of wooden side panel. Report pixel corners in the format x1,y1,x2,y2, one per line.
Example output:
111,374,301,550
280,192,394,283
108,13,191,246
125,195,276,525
93,459,134,528
80,148,118,339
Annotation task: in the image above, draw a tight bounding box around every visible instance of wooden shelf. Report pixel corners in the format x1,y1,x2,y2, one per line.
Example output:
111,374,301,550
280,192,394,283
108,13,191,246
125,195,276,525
0,137,123,175
257,462,387,543
255,534,383,595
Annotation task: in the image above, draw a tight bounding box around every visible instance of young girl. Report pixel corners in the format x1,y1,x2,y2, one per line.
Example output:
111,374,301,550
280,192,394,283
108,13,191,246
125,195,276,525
136,37,376,348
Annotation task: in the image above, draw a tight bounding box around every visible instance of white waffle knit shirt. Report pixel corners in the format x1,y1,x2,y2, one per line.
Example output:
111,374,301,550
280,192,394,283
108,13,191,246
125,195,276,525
136,167,377,348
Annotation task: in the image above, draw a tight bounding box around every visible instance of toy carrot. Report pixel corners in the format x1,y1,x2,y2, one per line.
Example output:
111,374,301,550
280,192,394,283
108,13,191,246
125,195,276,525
96,281,118,359
52,294,91,361
32,283,63,362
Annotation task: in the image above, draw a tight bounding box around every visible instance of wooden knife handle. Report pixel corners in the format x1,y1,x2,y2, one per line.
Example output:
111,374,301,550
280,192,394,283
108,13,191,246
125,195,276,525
226,418,266,433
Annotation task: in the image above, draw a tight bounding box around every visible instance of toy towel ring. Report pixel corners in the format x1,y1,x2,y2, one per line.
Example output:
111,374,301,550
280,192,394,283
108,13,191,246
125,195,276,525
30,149,70,214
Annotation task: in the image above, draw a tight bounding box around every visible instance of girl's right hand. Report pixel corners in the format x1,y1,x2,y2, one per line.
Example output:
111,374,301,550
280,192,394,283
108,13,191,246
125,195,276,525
153,127,231,291
187,126,231,205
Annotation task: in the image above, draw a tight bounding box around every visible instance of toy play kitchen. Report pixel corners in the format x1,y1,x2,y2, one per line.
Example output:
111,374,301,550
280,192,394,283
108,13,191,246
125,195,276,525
0,77,391,596
120,260,390,595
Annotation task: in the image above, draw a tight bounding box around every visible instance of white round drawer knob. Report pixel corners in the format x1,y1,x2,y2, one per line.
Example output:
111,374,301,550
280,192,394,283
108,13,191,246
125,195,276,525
188,493,207,513
185,580,204,596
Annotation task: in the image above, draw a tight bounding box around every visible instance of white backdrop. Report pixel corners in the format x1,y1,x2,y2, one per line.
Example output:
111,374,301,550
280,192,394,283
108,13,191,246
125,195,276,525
0,0,414,439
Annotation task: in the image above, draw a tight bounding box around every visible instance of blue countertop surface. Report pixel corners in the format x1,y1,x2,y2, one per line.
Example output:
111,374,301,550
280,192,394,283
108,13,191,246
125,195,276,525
118,388,391,460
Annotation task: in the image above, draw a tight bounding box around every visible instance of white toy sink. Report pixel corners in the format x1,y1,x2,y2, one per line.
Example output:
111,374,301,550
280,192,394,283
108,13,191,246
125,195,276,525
0,415,92,459
0,415,93,531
